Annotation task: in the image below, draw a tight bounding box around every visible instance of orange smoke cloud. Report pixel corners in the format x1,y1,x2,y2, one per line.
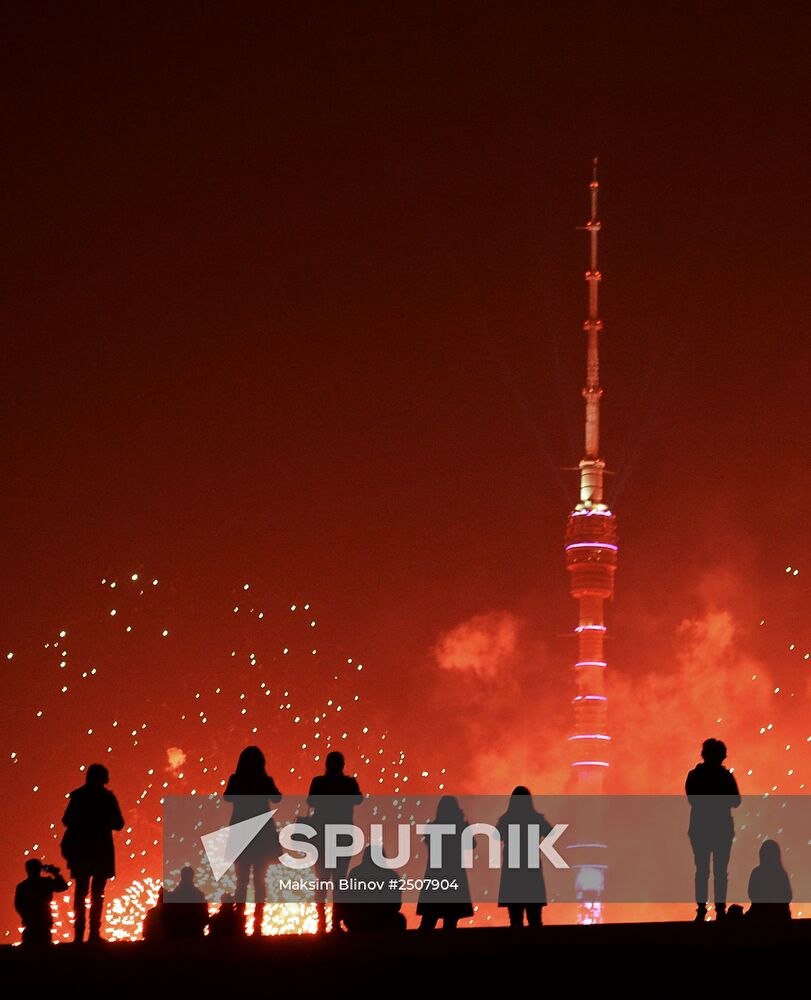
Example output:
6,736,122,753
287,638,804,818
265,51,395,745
166,746,186,774
429,570,805,801
433,611,520,679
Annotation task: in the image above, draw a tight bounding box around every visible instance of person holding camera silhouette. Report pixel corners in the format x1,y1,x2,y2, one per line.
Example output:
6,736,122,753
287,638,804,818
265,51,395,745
14,859,68,946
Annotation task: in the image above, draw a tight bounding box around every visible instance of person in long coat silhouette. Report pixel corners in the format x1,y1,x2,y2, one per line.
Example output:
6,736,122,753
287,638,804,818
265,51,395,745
417,795,475,930
496,786,554,927
61,763,124,942
224,745,282,935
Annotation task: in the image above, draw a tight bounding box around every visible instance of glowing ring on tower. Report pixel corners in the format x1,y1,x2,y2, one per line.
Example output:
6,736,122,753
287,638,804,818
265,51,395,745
565,542,618,551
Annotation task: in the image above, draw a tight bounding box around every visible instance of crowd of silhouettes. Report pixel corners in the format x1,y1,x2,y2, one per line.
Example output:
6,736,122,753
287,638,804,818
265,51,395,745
12,738,797,945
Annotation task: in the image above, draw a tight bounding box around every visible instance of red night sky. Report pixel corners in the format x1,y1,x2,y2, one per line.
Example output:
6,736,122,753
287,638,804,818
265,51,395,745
1,3,809,937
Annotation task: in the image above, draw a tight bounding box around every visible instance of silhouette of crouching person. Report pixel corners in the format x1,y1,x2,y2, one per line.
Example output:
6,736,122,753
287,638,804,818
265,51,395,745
208,893,242,938
61,763,124,943
747,840,792,924
341,847,407,932
14,860,68,946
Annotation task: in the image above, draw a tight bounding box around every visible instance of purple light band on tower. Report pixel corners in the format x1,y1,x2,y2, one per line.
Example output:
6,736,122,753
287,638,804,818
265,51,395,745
575,660,607,668
565,541,619,551
571,760,610,767
568,733,611,741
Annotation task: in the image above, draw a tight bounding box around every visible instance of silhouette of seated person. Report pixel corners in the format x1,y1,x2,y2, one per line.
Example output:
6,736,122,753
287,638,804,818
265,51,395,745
747,839,792,923
685,738,741,922
14,860,68,946
163,866,209,938
142,888,167,942
209,893,243,937
341,846,406,932
496,786,554,928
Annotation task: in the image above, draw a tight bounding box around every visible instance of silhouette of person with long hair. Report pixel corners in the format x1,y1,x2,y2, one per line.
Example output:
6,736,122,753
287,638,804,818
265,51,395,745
496,786,553,928
417,795,475,931
341,846,407,932
747,839,792,923
163,866,209,938
61,763,124,942
224,745,282,936
685,738,740,922
14,859,68,946
307,750,363,934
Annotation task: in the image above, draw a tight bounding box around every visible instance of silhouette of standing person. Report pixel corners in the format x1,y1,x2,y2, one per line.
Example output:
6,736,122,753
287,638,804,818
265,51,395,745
307,751,363,933
747,839,792,923
14,860,68,946
417,795,475,931
61,763,124,942
685,738,741,922
496,786,553,928
224,745,282,936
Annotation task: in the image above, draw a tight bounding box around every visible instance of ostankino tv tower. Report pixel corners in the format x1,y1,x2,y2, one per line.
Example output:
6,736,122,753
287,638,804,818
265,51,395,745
564,160,617,921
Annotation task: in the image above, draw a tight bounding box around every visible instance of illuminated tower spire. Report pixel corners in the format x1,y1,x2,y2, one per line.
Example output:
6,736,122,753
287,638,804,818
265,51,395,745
564,159,618,922
581,157,604,501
